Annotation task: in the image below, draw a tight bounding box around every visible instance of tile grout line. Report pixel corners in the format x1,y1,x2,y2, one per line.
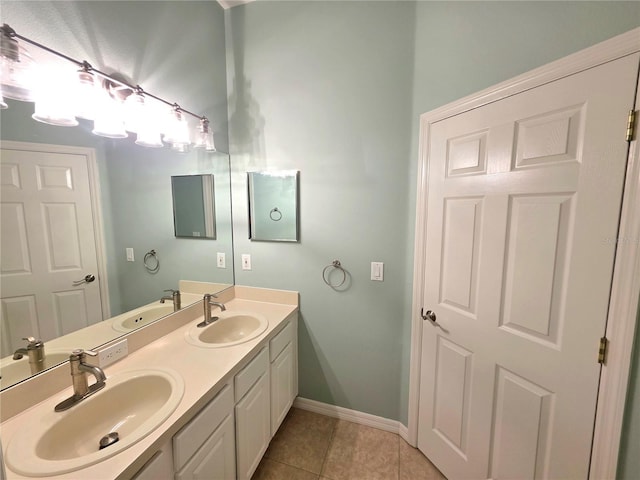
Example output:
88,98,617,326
318,417,339,480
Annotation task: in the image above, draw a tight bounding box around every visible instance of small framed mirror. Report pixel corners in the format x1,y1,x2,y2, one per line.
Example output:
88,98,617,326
248,171,299,242
171,174,216,239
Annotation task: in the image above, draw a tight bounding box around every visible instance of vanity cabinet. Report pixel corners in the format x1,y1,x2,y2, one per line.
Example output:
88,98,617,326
235,347,271,480
173,384,236,480
269,320,297,436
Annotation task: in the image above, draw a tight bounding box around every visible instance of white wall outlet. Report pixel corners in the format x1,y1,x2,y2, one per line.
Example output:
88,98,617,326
242,254,252,270
217,252,226,268
98,339,129,367
371,262,384,281
126,248,134,262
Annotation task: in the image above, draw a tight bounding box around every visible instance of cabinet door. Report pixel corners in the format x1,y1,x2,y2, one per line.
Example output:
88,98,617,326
175,413,236,480
236,372,271,480
271,341,295,436
132,442,174,480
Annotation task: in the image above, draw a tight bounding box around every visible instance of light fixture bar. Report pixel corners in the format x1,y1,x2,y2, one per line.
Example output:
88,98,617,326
0,23,207,123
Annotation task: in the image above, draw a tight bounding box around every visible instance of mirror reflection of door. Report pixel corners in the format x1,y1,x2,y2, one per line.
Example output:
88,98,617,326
0,143,104,357
171,174,216,239
248,171,299,242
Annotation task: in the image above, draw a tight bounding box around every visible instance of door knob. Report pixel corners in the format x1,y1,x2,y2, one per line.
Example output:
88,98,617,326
420,308,437,325
72,274,95,286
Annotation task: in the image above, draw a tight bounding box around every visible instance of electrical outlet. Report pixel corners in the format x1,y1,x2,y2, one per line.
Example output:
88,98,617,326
217,252,226,268
98,339,129,367
242,254,252,270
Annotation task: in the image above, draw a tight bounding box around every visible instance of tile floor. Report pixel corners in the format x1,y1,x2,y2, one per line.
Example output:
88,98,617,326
252,407,446,480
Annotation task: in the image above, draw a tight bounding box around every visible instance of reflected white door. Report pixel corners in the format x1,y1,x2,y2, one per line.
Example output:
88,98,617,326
417,54,640,479
0,145,103,357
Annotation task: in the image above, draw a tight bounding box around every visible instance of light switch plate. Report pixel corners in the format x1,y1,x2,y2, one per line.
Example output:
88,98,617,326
371,262,384,281
217,252,226,268
126,248,134,262
242,254,252,270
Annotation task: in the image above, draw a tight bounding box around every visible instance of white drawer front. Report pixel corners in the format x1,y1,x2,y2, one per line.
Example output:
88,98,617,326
269,321,294,361
235,347,268,400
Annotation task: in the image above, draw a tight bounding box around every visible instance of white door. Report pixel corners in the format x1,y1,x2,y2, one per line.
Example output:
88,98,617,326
417,53,640,479
0,145,103,357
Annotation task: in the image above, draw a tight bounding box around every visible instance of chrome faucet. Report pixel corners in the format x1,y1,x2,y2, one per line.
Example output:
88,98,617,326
12,337,45,375
160,289,181,312
199,293,226,327
54,349,106,412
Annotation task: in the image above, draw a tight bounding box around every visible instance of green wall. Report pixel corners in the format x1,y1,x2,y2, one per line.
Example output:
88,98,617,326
225,0,640,432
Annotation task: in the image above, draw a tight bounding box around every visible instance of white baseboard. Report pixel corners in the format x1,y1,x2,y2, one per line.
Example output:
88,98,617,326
293,397,409,438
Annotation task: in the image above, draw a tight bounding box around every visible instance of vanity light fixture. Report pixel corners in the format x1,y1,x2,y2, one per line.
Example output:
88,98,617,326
0,23,217,152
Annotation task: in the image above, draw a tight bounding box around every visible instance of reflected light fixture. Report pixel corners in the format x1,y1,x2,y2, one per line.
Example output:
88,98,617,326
0,23,216,152
194,117,216,151
0,24,36,101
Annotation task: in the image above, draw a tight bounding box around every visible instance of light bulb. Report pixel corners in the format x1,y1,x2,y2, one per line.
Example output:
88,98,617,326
32,68,79,127
92,85,127,138
75,68,98,120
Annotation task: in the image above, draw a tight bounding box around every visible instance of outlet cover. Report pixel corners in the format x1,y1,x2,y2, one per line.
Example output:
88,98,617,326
217,252,226,268
98,339,129,367
241,254,252,270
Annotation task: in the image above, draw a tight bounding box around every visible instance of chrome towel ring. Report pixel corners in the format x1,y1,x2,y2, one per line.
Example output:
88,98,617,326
269,207,282,221
144,249,160,273
322,260,347,288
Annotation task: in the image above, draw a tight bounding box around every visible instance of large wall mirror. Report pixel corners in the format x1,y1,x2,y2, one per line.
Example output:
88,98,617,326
0,99,234,390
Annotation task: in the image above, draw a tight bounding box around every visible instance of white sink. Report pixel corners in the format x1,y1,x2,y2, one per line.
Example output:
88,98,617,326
112,304,175,332
5,368,184,476
185,312,268,348
0,351,70,389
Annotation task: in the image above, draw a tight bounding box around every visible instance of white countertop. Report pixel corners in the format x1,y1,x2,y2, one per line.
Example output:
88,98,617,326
0,290,298,479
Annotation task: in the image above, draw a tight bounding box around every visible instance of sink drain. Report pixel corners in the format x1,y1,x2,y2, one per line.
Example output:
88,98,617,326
99,432,120,450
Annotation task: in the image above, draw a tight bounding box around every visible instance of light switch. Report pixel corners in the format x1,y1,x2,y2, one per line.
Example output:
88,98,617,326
242,254,252,270
217,252,226,268
371,262,384,281
126,248,134,262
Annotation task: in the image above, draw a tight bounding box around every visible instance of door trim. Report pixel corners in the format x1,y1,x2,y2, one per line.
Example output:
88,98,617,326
408,27,640,480
1,140,111,320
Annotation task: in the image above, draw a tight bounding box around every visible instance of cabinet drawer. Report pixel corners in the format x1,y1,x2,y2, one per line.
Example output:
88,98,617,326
269,321,294,361
235,347,268,400
173,384,233,471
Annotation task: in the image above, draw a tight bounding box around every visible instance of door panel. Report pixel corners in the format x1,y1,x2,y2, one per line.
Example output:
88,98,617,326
0,147,102,356
418,54,640,479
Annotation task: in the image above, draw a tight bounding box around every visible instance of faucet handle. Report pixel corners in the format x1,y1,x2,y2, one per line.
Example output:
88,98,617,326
164,289,179,294
22,336,36,343
71,348,98,360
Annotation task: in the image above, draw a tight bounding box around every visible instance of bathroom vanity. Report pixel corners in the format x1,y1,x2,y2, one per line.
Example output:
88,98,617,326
0,286,298,480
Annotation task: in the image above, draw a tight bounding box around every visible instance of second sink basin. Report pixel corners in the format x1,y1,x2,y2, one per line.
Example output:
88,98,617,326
185,312,268,348
5,368,184,476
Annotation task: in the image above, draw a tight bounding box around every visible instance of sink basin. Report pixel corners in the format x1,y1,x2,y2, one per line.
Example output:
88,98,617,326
5,368,184,476
0,351,70,389
185,312,268,348
112,304,175,332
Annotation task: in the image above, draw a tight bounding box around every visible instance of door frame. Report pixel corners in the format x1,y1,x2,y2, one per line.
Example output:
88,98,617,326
407,27,640,480
1,140,111,320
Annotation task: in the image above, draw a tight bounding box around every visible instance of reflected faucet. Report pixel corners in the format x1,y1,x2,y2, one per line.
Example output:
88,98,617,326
12,337,45,375
160,289,181,312
54,349,106,412
200,293,226,327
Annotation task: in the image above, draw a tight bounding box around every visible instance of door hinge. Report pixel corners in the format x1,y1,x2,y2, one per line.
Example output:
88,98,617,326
626,110,636,142
598,336,609,365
